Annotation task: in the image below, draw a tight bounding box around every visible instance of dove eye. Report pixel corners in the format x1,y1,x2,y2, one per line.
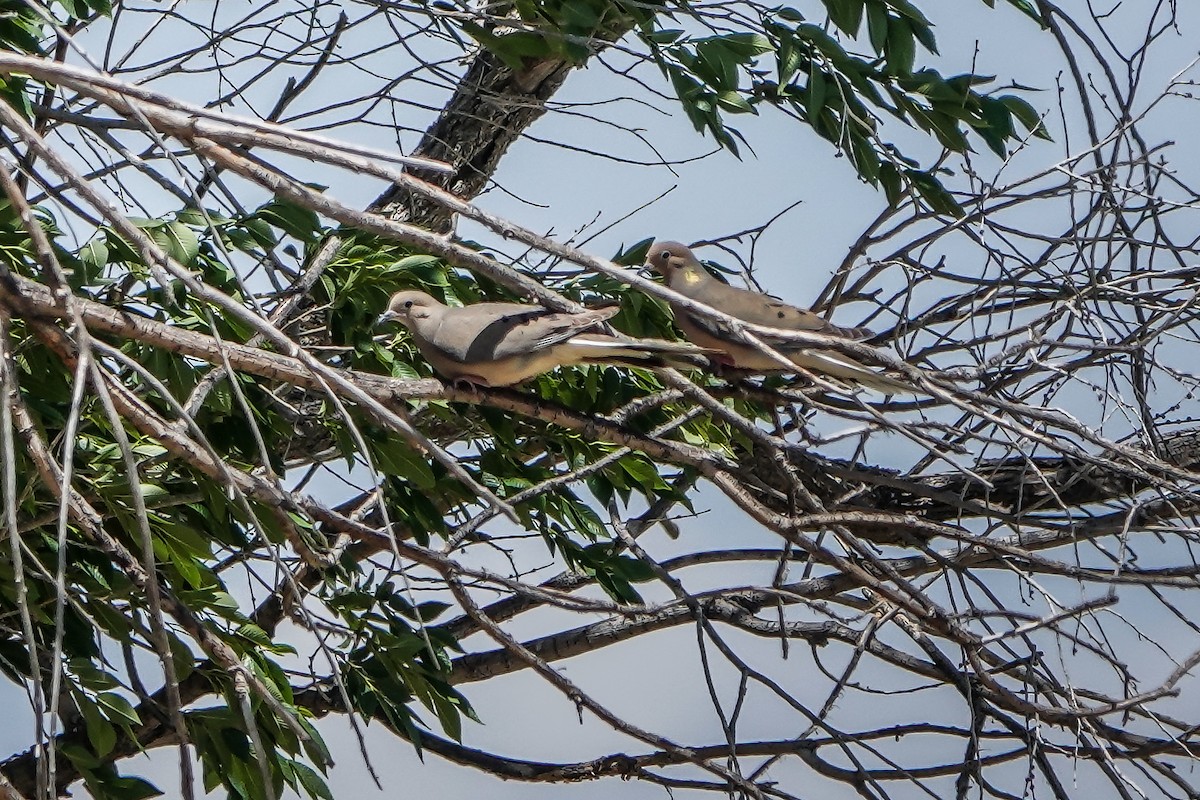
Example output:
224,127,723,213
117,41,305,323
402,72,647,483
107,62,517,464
404,300,414,309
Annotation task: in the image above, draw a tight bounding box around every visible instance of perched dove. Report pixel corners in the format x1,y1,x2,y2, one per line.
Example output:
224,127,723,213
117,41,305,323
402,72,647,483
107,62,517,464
377,289,713,387
645,241,910,392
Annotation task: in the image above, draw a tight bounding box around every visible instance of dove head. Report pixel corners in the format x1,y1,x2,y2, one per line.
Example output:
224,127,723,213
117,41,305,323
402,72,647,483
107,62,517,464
378,290,441,328
645,241,706,288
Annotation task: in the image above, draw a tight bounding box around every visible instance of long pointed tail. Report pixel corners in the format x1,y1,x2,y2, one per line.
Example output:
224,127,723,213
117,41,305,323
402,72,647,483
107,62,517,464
565,335,715,372
796,350,920,394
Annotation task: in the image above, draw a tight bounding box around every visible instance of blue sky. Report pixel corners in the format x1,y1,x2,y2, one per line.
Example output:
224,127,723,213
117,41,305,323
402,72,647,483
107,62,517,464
5,1,1200,798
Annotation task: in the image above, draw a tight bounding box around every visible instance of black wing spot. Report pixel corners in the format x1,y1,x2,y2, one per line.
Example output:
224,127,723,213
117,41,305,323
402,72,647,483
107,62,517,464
464,309,555,362
777,311,786,319
512,310,544,325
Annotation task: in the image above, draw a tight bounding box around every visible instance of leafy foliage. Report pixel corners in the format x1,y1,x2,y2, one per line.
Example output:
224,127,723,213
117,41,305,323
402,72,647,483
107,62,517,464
0,197,731,797
640,2,1049,215
0,1,1118,799
0,0,113,117
443,0,1048,215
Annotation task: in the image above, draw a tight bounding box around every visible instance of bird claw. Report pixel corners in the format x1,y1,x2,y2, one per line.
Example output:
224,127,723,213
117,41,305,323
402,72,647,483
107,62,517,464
451,376,488,391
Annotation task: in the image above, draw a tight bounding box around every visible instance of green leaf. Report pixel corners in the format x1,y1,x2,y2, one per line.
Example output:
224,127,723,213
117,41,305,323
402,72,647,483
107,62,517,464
296,714,335,769
1003,0,1045,26
96,692,141,726
241,216,278,248
823,0,865,35
392,254,442,273
70,660,121,692
866,1,889,53
167,550,203,589
290,760,334,800
695,39,740,91
373,438,437,489
887,0,933,28
258,198,322,243
62,0,112,17
168,631,197,681
61,743,103,770
850,134,881,183
613,238,653,266
87,772,162,800
716,90,755,113
115,777,162,800
613,553,656,583
130,219,200,267
416,601,451,622
0,19,43,56
78,693,118,757
719,32,773,57
647,28,684,45
164,221,200,265
175,207,215,226
235,623,274,647
910,104,970,151
495,30,554,60
806,68,827,121
619,457,667,493
459,21,523,70
879,162,903,206
557,1,599,33
911,19,938,54
79,238,108,275
905,169,965,217
208,590,241,611
976,96,1014,156
885,16,916,75
776,32,803,84
999,94,1050,138
432,692,465,742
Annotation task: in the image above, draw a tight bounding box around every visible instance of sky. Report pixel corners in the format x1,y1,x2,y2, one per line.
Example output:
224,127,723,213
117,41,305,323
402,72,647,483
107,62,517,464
5,0,1200,798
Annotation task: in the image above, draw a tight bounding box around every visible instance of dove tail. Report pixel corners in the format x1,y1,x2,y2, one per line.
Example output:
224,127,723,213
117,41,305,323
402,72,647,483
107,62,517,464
832,322,875,341
800,351,916,394
565,335,714,372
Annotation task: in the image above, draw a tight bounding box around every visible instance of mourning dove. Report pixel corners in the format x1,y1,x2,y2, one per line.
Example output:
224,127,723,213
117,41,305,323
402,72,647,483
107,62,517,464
377,290,714,387
645,241,911,392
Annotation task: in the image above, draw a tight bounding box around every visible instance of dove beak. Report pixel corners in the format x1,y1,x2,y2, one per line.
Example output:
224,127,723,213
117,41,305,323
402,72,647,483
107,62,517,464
637,262,654,278
375,310,398,328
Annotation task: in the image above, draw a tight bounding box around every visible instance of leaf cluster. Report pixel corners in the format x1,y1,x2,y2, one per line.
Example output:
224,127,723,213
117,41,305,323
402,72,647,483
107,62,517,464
642,1,1050,215
0,198,758,798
